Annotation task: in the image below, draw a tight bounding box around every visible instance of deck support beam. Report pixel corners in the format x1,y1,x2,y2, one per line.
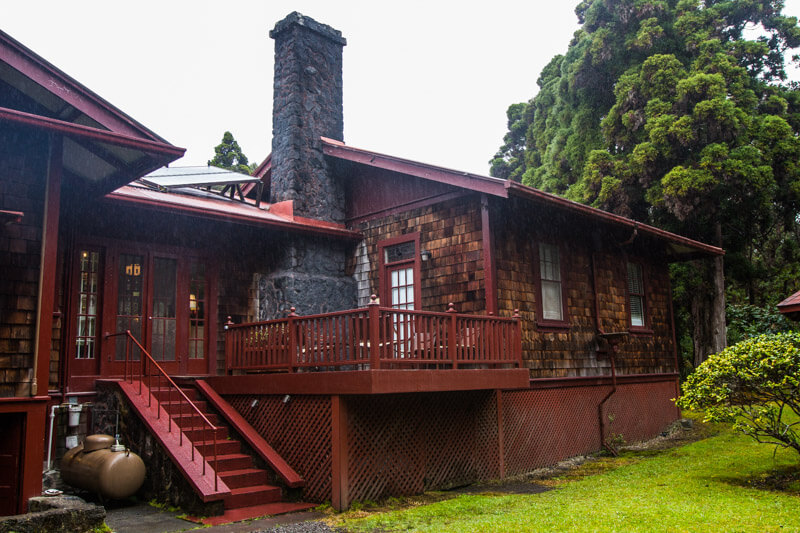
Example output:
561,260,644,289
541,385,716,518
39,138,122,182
331,395,349,511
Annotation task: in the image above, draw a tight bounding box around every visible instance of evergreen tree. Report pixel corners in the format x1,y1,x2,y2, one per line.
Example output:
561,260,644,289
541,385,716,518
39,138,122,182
208,131,252,175
492,0,800,366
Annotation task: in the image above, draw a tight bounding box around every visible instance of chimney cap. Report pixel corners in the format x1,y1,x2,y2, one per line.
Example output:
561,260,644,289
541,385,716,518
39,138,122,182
270,12,347,46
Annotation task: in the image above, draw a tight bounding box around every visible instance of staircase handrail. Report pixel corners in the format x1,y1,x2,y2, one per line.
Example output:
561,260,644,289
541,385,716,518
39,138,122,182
106,330,220,491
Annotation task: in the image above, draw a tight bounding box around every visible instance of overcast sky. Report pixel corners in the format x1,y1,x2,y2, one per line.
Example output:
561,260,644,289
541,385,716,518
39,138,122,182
4,1,800,176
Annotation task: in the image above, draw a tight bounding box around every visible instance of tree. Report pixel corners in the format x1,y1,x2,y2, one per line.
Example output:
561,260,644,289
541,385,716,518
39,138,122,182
678,333,800,456
491,0,800,366
208,131,253,175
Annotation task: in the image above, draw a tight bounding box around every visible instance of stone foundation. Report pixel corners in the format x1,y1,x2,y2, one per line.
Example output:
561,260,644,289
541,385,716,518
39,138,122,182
0,496,105,533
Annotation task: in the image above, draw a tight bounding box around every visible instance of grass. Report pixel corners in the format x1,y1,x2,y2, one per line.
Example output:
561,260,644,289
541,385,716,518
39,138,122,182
333,416,800,532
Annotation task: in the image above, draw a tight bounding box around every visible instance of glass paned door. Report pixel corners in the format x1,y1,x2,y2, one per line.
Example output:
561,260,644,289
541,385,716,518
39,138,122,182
389,265,415,357
150,257,177,361
115,253,144,361
71,248,102,377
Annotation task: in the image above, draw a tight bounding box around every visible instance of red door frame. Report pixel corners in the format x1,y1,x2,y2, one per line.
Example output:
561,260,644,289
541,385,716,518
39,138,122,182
378,232,422,309
65,238,215,392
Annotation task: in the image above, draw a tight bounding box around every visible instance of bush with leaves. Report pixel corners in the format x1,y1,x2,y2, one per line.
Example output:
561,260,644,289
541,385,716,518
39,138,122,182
677,333,800,456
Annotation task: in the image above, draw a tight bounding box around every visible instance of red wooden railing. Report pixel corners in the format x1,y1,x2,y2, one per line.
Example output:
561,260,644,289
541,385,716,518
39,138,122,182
108,330,220,491
225,297,522,373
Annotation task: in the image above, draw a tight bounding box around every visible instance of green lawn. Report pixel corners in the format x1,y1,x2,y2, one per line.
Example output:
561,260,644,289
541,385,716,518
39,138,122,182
334,418,800,532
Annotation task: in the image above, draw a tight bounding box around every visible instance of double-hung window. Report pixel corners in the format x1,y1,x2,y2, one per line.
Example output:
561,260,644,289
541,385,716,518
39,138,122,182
536,242,568,327
627,261,646,329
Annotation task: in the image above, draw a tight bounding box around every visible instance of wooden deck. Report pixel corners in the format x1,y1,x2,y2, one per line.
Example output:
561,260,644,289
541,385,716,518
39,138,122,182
221,299,528,393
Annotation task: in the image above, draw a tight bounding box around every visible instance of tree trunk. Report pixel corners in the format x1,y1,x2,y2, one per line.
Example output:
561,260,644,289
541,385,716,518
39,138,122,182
692,222,727,367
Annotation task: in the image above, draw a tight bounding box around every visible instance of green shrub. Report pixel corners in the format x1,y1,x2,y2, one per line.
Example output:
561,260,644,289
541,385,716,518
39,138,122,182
677,332,800,455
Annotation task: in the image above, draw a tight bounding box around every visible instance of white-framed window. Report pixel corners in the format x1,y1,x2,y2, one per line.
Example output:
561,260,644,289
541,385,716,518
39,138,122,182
627,261,646,328
536,242,568,327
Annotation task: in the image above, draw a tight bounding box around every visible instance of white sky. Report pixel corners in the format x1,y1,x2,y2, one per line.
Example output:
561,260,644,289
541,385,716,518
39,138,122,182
4,1,800,176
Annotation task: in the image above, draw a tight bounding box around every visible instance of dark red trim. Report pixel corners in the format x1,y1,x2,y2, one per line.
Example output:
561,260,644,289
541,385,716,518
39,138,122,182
0,107,185,158
0,29,170,141
34,134,61,395
321,137,508,198
481,195,498,315
507,182,723,257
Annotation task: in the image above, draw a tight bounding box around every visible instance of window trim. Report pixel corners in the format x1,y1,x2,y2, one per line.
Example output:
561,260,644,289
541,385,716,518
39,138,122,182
626,260,653,335
533,241,570,330
378,232,422,309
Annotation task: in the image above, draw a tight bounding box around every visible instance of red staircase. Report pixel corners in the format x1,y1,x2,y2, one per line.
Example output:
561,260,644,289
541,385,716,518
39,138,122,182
111,331,313,525
157,385,283,510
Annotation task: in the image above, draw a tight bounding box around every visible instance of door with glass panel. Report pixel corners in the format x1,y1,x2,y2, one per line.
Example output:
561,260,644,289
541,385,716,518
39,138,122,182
380,237,421,358
71,248,103,377
102,249,207,376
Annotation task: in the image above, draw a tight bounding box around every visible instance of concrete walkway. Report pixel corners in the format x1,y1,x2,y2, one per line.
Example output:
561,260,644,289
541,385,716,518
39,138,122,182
104,501,326,533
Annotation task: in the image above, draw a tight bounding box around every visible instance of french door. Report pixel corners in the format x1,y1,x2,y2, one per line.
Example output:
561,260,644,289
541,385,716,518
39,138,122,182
68,243,211,390
109,250,208,375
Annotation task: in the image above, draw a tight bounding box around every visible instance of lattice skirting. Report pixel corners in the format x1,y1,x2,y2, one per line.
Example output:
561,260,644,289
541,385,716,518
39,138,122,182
223,377,679,508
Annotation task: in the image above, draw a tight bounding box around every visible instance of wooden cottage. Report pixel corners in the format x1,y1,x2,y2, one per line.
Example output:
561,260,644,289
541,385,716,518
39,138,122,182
0,13,722,520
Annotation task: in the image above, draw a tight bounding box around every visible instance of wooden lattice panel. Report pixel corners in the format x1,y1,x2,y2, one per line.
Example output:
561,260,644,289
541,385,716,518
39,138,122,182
344,391,499,506
502,378,679,477
502,386,606,476
602,379,679,443
225,394,332,502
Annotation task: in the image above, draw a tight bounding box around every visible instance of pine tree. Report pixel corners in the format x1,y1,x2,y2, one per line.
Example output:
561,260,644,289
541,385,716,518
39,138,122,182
492,0,800,366
208,131,252,175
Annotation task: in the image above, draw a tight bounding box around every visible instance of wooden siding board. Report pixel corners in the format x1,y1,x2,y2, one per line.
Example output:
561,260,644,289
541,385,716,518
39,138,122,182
494,197,677,378
353,195,487,315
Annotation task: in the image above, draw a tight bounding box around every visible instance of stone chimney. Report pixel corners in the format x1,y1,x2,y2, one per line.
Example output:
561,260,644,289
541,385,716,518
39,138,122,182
257,13,356,319
269,12,346,223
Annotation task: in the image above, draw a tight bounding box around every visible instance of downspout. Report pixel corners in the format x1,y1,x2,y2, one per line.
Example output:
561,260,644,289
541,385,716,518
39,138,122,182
593,225,636,455
591,250,617,454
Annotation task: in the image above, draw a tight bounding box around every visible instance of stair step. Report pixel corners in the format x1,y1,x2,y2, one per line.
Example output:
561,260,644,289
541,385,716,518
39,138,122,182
218,468,269,489
225,484,282,508
150,386,201,402
183,425,228,441
194,501,317,526
171,412,220,428
193,439,241,456
213,453,255,472
161,399,209,414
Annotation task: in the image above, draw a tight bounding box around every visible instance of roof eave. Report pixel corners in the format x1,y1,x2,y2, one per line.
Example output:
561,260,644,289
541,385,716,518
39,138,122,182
505,181,723,258
0,28,171,142
321,137,508,198
105,190,362,241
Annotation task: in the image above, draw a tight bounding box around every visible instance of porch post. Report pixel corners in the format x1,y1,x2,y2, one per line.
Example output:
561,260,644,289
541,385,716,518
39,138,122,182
368,295,380,370
32,133,62,396
447,303,458,369
331,395,349,510
496,389,505,478
288,307,298,373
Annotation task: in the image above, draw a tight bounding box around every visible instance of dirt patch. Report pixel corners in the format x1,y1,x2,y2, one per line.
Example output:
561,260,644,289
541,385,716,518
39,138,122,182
735,465,800,495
